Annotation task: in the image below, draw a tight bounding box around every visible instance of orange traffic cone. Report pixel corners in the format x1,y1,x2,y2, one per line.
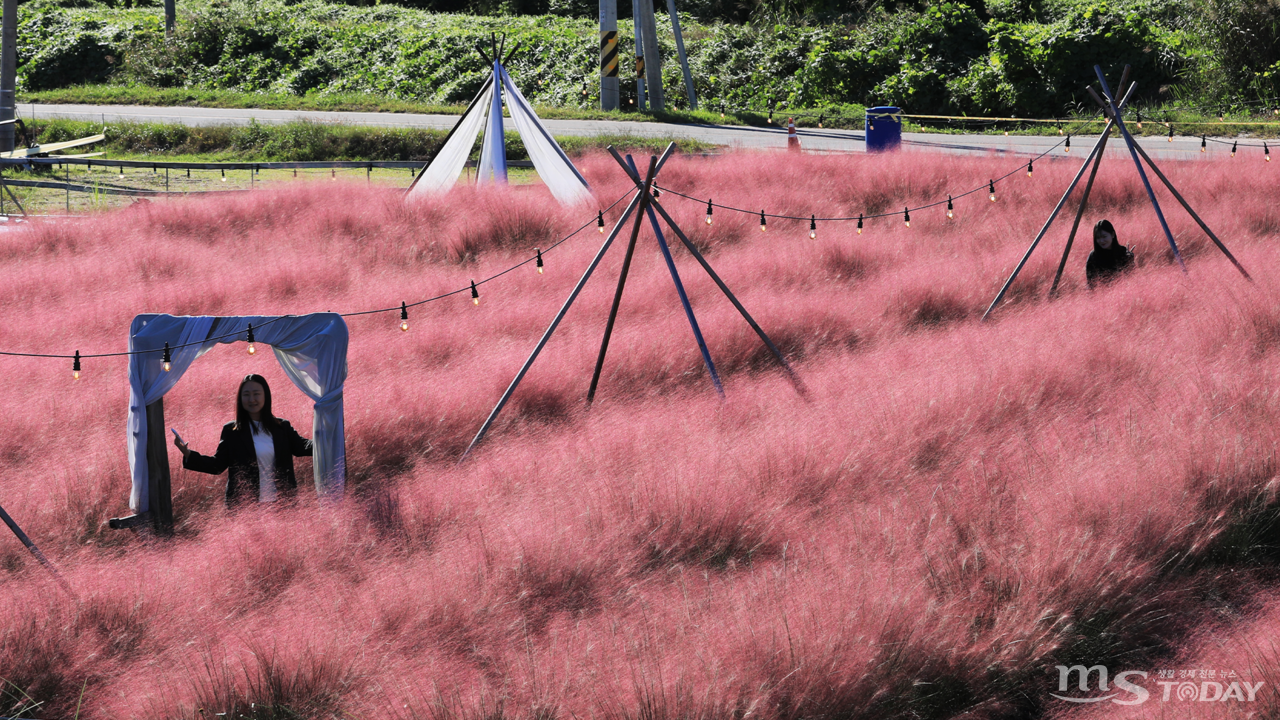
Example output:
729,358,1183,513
787,118,800,153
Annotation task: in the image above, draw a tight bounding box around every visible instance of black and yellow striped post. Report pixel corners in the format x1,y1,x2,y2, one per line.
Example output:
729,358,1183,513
600,28,619,110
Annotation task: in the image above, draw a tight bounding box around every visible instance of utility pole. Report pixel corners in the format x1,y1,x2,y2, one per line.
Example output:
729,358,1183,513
631,0,646,110
164,0,175,35
637,0,664,110
665,0,697,110
0,0,16,153
600,0,619,110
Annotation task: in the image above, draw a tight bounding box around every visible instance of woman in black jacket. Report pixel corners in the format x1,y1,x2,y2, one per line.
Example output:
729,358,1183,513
174,374,313,507
1085,219,1134,289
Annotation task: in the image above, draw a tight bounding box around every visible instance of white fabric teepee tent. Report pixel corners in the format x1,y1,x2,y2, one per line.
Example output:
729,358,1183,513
407,56,592,205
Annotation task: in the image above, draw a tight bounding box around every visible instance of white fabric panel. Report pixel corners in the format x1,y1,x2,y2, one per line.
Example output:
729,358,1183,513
477,61,508,185
127,313,349,512
499,65,592,205
406,82,492,197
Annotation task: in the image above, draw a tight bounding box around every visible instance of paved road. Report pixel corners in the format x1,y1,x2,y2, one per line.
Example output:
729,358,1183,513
29,102,1220,160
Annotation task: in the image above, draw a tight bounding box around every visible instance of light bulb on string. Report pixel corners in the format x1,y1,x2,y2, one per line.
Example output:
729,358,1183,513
1266,143,1271,162
471,280,480,305
705,199,713,225
946,195,954,219
535,248,544,274
400,302,409,332
597,211,605,233
1232,141,1238,157
903,207,910,228
1027,159,1034,177
759,210,767,233
73,351,81,381
652,186,660,200
768,110,773,124
1064,135,1071,153
817,115,824,129
856,213,863,235
162,343,172,373
1057,123,1063,135
1168,125,1174,142
221,168,226,182
1201,136,1206,153
119,166,125,179
1136,110,1143,129
246,323,256,355
332,168,336,180
809,215,817,240
989,180,997,202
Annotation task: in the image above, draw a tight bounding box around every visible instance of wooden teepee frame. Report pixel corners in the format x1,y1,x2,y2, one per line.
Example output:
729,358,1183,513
460,143,806,460
982,64,1251,321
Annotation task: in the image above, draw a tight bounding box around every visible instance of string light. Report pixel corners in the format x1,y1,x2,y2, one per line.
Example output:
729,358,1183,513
162,343,172,373
809,215,816,240
705,199,713,225
221,168,226,182
119,167,125,179
471,281,480,305
535,248,544,274
759,210,767,232
767,110,773,124
946,195,954,219
1135,110,1143,129
1201,136,1206,153
1232,141,1238,157
988,180,997,202
1065,135,1071,153
246,324,256,355
856,214,863,235
400,302,409,332
73,351,81,380
1027,159,1034,177
332,169,336,180
1057,123,1063,135
903,207,910,228
817,115,824,129
652,186,660,199
597,211,605,233
1168,126,1174,142
1267,143,1271,162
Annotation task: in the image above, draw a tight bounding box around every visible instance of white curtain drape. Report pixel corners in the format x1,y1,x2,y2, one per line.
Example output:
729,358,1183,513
499,65,592,205
407,82,492,197
127,313,348,512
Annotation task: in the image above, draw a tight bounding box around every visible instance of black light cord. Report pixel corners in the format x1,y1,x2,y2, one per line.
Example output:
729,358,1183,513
0,190,633,361
657,115,1095,222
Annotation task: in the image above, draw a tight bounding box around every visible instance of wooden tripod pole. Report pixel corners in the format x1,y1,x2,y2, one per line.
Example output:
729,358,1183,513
1092,66,1186,273
587,156,659,405
459,169,653,461
0,501,75,597
631,156,724,397
607,147,806,395
1127,139,1252,281
980,116,1118,322
1049,124,1113,297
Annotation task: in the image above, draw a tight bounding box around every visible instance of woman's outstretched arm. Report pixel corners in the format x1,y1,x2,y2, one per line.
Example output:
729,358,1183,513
182,425,234,475
282,420,314,458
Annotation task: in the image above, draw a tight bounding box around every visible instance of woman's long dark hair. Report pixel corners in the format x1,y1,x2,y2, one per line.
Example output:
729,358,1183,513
234,374,279,433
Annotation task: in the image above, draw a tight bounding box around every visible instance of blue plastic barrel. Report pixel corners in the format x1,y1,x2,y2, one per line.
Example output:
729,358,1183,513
865,106,902,152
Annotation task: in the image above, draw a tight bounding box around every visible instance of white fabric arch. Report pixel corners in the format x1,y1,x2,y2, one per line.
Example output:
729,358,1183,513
126,313,348,512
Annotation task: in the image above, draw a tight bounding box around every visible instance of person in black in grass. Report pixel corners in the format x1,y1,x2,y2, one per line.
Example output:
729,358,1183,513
1086,219,1134,289
173,374,313,507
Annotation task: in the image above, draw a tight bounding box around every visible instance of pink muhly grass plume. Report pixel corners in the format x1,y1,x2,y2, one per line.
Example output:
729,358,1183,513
0,149,1277,718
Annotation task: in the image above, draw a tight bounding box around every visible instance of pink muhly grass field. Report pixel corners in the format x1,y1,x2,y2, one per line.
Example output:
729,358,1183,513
1,148,1279,719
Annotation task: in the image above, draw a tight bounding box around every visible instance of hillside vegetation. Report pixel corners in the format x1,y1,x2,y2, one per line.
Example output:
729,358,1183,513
16,0,1280,119
0,149,1278,718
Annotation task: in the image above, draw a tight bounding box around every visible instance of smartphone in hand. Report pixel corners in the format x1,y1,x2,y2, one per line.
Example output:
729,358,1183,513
171,428,185,445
